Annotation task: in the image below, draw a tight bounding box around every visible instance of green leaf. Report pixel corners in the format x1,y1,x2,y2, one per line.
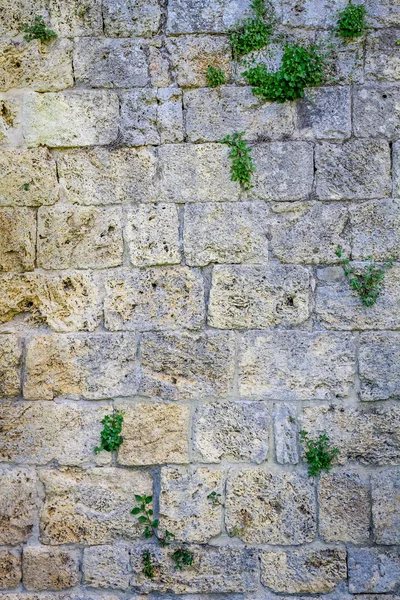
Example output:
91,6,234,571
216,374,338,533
131,507,141,515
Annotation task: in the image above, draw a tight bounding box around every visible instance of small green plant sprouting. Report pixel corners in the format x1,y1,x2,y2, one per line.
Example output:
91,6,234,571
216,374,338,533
300,430,340,477
335,3,367,40
207,491,222,506
221,132,255,190
336,246,393,307
142,550,155,579
206,66,226,87
131,495,175,547
94,409,124,454
171,548,194,570
22,183,30,191
229,0,273,57
22,16,57,43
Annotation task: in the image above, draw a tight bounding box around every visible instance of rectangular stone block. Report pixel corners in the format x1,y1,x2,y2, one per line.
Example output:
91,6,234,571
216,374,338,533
238,331,355,400
83,544,131,591
140,331,235,401
0,335,22,398
116,401,189,466
24,332,139,400
167,0,252,33
273,403,300,465
103,0,161,37
350,198,400,261
23,547,79,591
37,205,123,269
321,34,364,86
372,468,400,544
0,467,39,544
354,84,400,139
193,402,270,463
156,87,184,143
0,549,21,589
359,332,400,401
365,0,400,27
226,469,316,544
348,547,400,593
295,86,351,140
365,29,400,81
23,90,119,147
39,467,152,545
208,264,310,329
316,140,391,200
281,0,347,28
0,208,36,272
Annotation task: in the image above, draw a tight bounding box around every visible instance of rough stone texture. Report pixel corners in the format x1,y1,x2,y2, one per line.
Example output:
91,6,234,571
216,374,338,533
0,90,23,147
295,86,352,140
0,335,22,397
238,331,355,400
208,264,311,329
192,402,270,463
83,545,131,591
39,467,152,545
103,0,161,37
184,202,269,266
359,332,400,401
260,548,347,594
140,331,235,400
281,0,347,28
103,268,205,332
318,471,371,543
348,547,400,593
22,547,79,591
350,198,400,261
225,469,316,544
273,403,300,465
167,0,252,33
372,468,400,544
315,140,391,200
0,208,36,272
116,401,190,466
353,83,400,139
0,594,123,600
0,549,21,589
0,467,39,544
365,28,400,81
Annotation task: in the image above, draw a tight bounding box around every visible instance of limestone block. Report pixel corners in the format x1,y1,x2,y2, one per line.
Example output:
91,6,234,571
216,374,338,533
125,204,180,267
359,332,400,401
103,0,161,37
238,332,355,400
37,205,123,269
348,547,400,593
23,547,79,591
0,550,21,589
0,593,122,600
260,548,347,594
48,0,103,37
159,466,223,542
184,87,295,142
365,0,400,28
315,264,400,330
184,202,269,266
140,331,235,401
0,271,101,333
157,87,184,143
0,208,36,272
74,38,148,88
226,469,316,544
281,0,347,28
273,403,300,465
372,468,400,544
302,403,400,466
39,467,152,545
104,267,204,332
208,264,310,329
0,1,48,37
116,401,189,466
295,86,351,140
350,198,400,261
0,468,39,544
57,147,157,205
365,29,400,81
23,90,119,147
157,143,240,203
0,148,58,207
270,202,350,264
0,91,24,146
24,333,139,400
83,545,131,591
319,471,370,543
0,335,22,397
0,401,111,466
193,402,270,463
315,140,391,200
149,46,173,87
321,34,364,86
353,84,400,139
167,0,252,33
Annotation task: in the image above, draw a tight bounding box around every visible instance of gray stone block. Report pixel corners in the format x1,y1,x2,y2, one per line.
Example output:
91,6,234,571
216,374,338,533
348,547,400,593
359,332,400,401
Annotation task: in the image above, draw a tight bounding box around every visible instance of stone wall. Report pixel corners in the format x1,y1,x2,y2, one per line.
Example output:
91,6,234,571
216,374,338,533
0,0,399,599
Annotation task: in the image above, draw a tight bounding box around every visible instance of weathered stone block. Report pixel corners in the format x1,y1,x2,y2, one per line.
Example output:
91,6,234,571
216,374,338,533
315,140,391,200
167,0,252,33
372,468,400,544
125,204,180,267
0,208,36,272
103,0,161,37
0,593,122,600
37,205,123,269
0,467,39,545
24,333,139,400
193,402,270,463
159,466,223,542
184,202,269,266
0,335,22,398
83,544,131,591
348,547,400,593
74,38,148,88
208,264,310,329
0,91,24,146
39,467,152,545
140,331,235,401
149,45,173,88
238,331,355,400
260,548,347,594
104,268,204,332
359,332,400,401
281,0,347,28
319,471,370,543
365,29,400,81
23,547,79,591
321,34,364,86
23,90,119,147
273,403,300,465
350,198,400,261
157,87,184,143
296,86,351,140
0,549,21,589
366,0,400,27
226,469,316,544
116,401,189,466
354,84,400,139
394,141,400,197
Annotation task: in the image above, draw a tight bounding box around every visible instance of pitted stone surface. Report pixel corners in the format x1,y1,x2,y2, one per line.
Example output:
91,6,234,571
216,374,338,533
23,547,80,591
295,86,351,140
0,335,22,397
167,0,252,33
365,28,400,81
371,468,400,544
348,547,400,593
273,403,300,465
0,549,21,589
0,208,36,271
0,467,39,544
83,545,131,591
350,198,400,261
359,332,400,401
353,83,400,138
281,0,347,28
103,0,161,37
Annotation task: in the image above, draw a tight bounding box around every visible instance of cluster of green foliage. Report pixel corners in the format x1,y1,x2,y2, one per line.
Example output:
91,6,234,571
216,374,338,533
335,3,367,39
207,491,222,506
22,16,57,43
171,548,194,570
336,247,393,307
300,430,340,477
206,66,226,87
229,0,273,57
142,550,155,579
221,132,255,190
94,410,124,454
243,43,325,102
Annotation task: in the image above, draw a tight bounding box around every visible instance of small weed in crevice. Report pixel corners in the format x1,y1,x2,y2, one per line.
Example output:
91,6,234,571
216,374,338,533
207,491,222,506
335,3,367,40
206,66,226,87
22,16,57,43
132,494,175,547
221,131,255,190
94,409,124,454
142,550,155,579
171,547,194,570
300,430,340,477
22,183,30,191
229,0,274,58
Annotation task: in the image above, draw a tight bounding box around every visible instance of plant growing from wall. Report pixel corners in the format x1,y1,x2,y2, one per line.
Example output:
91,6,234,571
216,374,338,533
206,66,226,87
221,132,255,190
335,3,367,39
229,0,274,57
300,430,340,477
22,16,57,43
171,548,194,570
207,491,222,506
94,409,124,454
142,550,155,579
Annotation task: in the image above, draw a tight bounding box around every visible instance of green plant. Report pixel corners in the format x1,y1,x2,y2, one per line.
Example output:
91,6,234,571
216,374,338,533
22,16,57,43
221,132,255,190
22,183,30,191
336,247,393,307
335,3,367,39
94,410,124,454
142,550,155,579
300,430,340,477
131,495,174,547
206,66,226,87
207,491,222,506
171,548,194,570
229,0,273,57
243,43,325,102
